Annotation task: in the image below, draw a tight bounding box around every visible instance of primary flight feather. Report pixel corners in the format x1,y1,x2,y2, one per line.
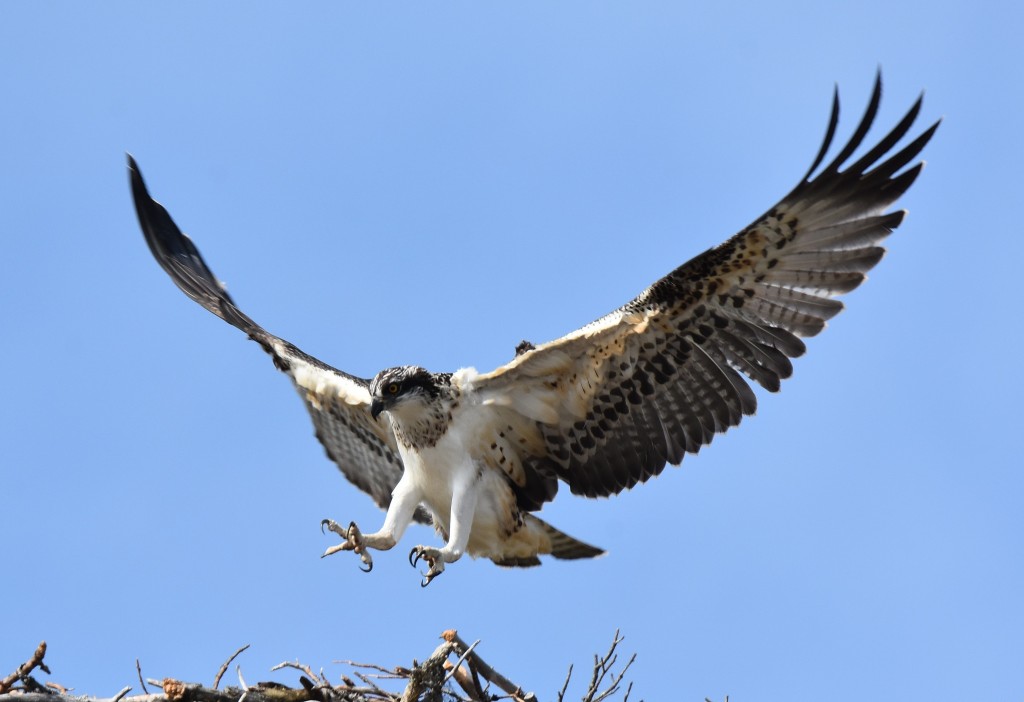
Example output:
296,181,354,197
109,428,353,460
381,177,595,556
130,74,937,585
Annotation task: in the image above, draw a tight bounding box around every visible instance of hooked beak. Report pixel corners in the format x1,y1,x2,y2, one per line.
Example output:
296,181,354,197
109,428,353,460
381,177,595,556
370,398,384,421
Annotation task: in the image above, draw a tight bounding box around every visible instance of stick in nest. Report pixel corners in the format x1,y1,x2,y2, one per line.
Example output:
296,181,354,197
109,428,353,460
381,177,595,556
213,645,251,690
0,641,50,694
557,630,637,702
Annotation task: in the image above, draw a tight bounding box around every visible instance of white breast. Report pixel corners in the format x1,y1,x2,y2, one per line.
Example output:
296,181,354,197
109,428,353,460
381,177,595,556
396,408,522,558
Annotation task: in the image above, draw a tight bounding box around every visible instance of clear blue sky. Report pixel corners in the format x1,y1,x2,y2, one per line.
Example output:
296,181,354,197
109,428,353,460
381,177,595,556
2,3,1020,700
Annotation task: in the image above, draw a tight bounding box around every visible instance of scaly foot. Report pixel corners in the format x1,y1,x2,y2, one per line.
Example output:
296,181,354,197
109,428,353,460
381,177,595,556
409,545,445,587
321,519,373,572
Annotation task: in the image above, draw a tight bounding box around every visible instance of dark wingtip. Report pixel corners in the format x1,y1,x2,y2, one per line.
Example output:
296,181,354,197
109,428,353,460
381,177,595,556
126,154,145,192
129,157,257,333
127,154,153,218
800,84,841,183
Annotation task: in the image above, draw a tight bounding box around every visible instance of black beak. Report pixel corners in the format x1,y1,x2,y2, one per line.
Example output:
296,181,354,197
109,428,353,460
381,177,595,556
370,398,384,421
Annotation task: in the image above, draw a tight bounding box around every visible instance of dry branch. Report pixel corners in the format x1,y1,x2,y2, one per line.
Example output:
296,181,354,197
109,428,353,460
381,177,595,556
0,641,49,695
213,646,251,690
558,630,637,702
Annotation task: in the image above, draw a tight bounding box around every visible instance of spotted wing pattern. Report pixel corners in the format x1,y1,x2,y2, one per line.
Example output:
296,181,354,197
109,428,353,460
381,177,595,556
129,158,429,523
473,74,939,504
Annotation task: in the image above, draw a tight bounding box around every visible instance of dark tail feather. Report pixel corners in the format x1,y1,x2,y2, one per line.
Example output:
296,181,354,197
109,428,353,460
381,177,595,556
491,555,543,568
540,519,605,560
490,519,605,568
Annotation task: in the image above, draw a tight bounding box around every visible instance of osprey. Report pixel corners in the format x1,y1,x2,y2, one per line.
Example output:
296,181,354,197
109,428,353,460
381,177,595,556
130,75,937,585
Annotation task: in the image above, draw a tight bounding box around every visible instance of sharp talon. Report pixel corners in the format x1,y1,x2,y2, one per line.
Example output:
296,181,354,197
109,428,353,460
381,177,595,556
408,546,443,585
320,518,333,534
420,565,443,587
322,519,374,573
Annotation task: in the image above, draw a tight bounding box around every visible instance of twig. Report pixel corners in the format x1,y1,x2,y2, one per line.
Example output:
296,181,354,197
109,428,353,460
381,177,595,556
270,660,321,685
556,664,573,702
590,660,634,702
0,641,50,694
354,671,396,700
586,652,601,701
336,660,411,677
111,685,132,702
582,631,635,702
348,671,408,681
443,661,483,702
442,639,480,688
146,678,165,690
213,645,250,690
468,660,487,702
443,630,533,702
334,686,401,699
136,659,149,695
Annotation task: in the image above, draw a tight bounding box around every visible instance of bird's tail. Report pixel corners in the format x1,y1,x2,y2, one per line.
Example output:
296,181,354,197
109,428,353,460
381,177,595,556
538,517,605,561
490,516,605,568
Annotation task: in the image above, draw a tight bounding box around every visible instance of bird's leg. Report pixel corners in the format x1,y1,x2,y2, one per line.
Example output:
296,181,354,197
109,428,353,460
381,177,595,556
410,480,479,586
321,476,421,574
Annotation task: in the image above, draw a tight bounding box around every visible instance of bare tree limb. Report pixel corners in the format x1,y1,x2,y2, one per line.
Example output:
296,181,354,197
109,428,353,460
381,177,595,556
270,661,321,686
137,659,150,695
555,630,638,702
335,661,411,678
442,639,480,689
556,664,573,702
443,661,483,702
0,641,49,695
443,630,534,702
583,631,635,702
214,646,250,691
353,671,395,700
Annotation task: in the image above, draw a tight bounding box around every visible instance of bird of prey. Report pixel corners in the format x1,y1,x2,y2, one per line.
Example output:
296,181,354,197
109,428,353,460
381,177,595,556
130,74,937,586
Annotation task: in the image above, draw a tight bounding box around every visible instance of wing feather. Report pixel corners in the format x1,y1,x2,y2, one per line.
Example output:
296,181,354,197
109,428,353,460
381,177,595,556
129,157,429,523
472,73,938,501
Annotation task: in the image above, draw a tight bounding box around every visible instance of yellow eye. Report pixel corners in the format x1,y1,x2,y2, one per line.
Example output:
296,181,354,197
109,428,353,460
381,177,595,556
387,383,399,395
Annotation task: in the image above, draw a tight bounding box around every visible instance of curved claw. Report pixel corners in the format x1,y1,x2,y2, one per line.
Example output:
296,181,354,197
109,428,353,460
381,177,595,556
420,567,444,587
322,519,373,575
421,562,445,586
409,546,444,586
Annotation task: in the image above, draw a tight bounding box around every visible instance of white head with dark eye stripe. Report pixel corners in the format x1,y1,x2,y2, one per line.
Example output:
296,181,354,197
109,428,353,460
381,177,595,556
369,366,443,420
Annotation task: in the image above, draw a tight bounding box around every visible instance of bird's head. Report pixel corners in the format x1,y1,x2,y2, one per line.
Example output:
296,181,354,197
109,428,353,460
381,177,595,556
369,366,440,420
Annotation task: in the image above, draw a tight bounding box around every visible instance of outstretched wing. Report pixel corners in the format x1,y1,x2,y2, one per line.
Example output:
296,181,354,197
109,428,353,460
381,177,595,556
471,74,939,506
129,157,429,523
